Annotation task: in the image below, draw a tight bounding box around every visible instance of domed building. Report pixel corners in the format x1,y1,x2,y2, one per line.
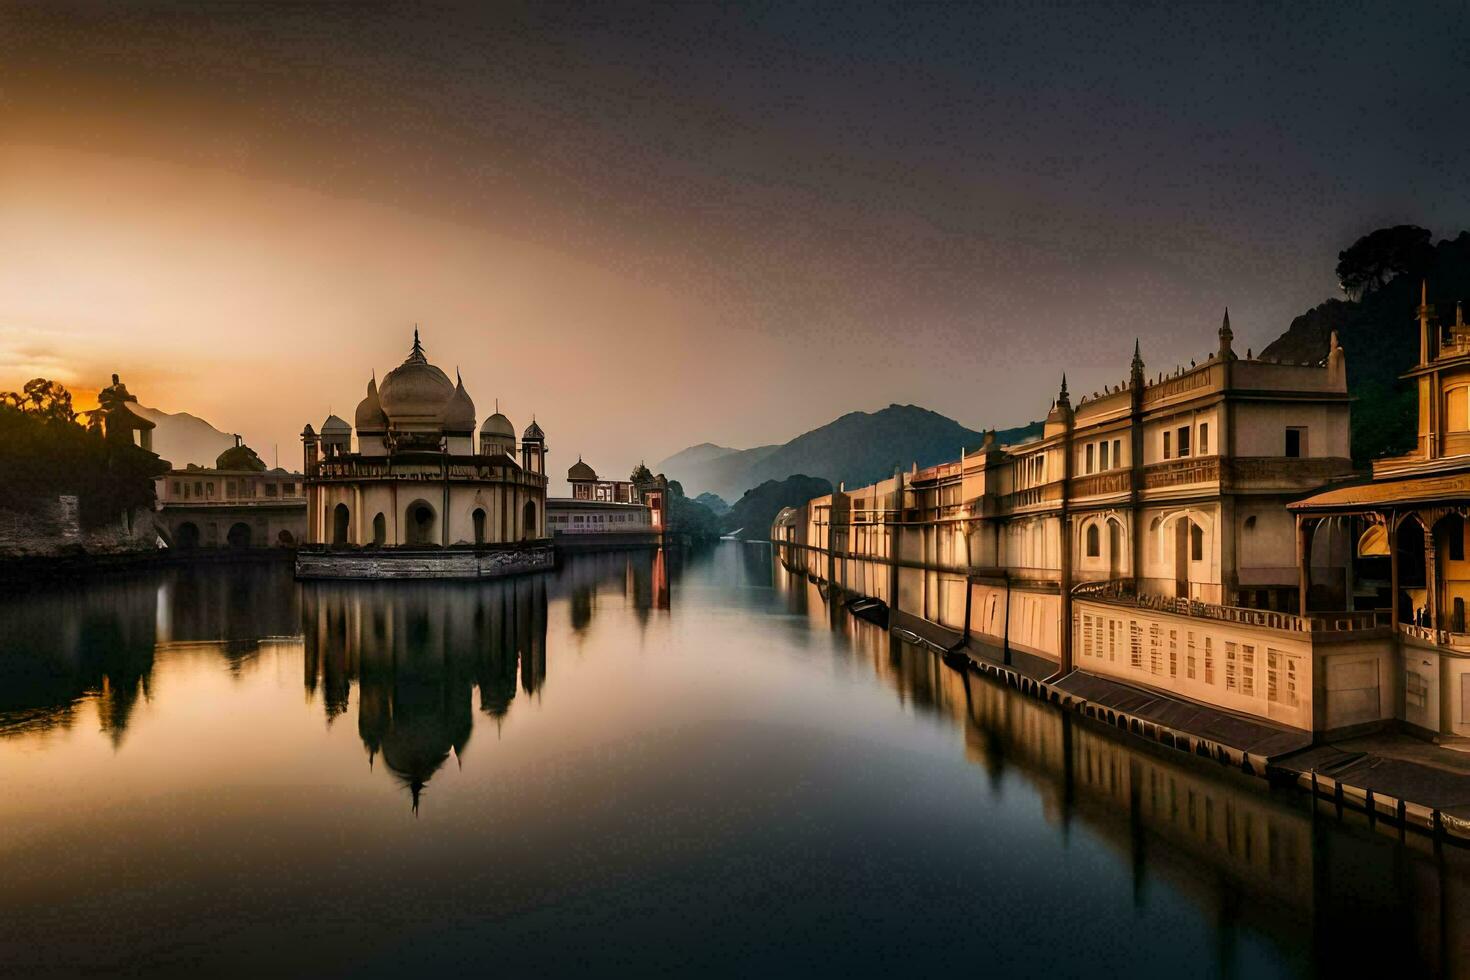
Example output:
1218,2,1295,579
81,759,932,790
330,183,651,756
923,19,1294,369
297,330,553,579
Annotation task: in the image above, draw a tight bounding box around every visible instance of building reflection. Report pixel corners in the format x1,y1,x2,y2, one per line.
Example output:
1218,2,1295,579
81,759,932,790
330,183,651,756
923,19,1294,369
778,560,1470,978
302,576,548,811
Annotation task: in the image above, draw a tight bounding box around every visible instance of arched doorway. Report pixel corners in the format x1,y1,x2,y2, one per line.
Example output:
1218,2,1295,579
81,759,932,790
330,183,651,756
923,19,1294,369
522,500,537,540
332,503,350,545
1435,513,1466,631
406,501,437,546
175,521,200,550
473,508,487,545
1396,517,1427,626
276,529,296,548
372,512,387,547
1107,519,1123,579
226,522,253,549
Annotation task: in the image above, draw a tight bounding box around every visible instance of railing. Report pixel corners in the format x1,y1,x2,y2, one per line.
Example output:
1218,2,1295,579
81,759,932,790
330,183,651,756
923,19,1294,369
1073,578,1389,633
1143,456,1219,489
1399,623,1470,649
1070,471,1131,498
1142,367,1215,404
1226,456,1355,483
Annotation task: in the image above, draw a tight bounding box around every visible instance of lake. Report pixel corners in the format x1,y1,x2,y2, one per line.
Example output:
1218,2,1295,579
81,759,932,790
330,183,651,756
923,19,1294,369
0,543,1463,977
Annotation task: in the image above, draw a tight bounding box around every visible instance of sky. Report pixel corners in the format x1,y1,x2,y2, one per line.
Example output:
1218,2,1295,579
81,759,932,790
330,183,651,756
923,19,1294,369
2,1,1469,484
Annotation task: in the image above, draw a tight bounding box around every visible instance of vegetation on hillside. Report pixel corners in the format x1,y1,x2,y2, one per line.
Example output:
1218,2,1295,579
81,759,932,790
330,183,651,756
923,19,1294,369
693,492,728,515
1261,228,1470,463
665,480,722,540
720,474,834,540
0,379,167,527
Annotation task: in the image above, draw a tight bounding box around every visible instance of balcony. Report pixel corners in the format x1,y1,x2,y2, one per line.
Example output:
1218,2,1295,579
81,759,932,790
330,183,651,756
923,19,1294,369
1143,456,1219,489
1073,579,1389,634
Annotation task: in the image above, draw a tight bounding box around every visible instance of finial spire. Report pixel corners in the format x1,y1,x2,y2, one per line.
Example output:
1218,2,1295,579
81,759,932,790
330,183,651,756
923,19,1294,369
408,326,426,363
1218,307,1236,361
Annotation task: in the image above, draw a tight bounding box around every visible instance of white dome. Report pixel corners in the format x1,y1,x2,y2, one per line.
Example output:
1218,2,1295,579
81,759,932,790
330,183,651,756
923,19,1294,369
481,412,515,437
378,331,454,422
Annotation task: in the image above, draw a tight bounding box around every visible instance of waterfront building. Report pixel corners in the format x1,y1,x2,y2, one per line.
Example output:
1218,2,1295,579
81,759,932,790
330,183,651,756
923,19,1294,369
1287,283,1470,736
549,459,670,549
154,437,306,549
296,331,553,579
776,312,1378,744
567,458,639,503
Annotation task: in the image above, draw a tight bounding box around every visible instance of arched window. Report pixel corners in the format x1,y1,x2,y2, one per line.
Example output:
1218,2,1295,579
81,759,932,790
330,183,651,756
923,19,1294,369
522,500,537,540
332,503,350,545
226,522,252,548
175,521,200,550
1085,523,1100,558
372,512,387,546
473,508,487,545
1190,522,1204,562
407,502,436,546
1446,385,1469,433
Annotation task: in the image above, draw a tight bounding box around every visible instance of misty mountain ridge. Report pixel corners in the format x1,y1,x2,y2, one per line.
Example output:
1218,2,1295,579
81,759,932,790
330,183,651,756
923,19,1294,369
134,405,239,469
657,403,1041,502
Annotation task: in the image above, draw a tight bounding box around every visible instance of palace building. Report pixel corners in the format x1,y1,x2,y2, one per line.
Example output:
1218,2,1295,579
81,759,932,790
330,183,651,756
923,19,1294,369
155,437,306,550
776,312,1380,745
1289,282,1470,737
296,331,553,579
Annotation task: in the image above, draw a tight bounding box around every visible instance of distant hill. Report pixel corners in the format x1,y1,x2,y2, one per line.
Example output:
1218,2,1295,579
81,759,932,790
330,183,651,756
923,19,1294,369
656,442,744,473
693,492,729,515
133,405,236,469
1260,230,1470,463
721,475,833,540
657,404,1041,502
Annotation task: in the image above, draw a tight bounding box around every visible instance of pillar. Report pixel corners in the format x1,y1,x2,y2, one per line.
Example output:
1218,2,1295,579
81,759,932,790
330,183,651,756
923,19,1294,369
1296,515,1310,618
1389,517,1401,629
1425,523,1439,630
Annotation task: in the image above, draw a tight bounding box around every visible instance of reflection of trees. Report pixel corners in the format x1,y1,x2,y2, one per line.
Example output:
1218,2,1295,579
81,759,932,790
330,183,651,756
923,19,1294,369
0,577,158,745
0,563,301,746
302,576,549,811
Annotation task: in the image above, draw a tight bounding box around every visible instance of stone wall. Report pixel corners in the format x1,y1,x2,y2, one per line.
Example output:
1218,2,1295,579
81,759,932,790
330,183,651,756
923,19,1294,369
295,542,554,580
0,497,159,559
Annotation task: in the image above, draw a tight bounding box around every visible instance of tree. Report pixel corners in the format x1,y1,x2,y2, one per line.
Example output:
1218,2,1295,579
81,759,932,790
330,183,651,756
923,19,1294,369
1336,225,1433,300
0,378,76,423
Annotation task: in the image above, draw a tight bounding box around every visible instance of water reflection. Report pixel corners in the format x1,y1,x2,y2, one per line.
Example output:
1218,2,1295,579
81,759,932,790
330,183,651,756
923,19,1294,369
0,563,298,744
771,557,1470,978
1,544,1466,977
302,577,549,810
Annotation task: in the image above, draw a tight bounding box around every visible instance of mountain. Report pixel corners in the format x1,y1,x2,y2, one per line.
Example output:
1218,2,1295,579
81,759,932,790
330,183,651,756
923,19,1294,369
133,405,236,469
656,442,743,473
693,492,729,515
658,404,1041,502
721,475,833,540
1260,230,1470,464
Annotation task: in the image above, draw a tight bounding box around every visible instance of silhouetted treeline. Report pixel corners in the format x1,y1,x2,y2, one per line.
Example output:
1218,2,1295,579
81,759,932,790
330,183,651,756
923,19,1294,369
1261,228,1470,463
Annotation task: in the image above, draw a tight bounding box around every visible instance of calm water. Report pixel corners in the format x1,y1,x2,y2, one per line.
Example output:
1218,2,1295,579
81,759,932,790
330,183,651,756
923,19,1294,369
0,544,1465,978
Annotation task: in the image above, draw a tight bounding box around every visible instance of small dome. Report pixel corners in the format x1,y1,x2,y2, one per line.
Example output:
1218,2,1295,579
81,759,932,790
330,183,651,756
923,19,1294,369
379,331,454,421
355,376,387,431
567,457,597,481
216,443,266,471
321,414,351,433
481,412,515,437
522,419,544,440
442,374,476,431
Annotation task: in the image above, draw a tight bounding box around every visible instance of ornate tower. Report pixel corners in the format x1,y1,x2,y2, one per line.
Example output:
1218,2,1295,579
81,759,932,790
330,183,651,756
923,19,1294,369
520,419,546,475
